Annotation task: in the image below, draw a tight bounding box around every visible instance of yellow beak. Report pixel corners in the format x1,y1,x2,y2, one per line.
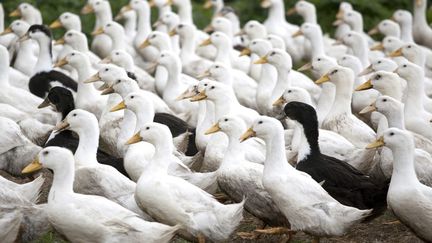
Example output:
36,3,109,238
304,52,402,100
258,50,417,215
359,102,377,114
239,48,252,57
389,48,403,57
197,70,211,79
149,0,156,7
49,19,63,29
366,136,385,149
190,90,207,102
91,27,105,36
240,128,256,142
272,96,286,106
370,43,384,51
205,123,221,135
298,62,312,72
355,79,373,91
81,4,94,14
336,9,344,19
164,0,174,7
315,74,330,84
254,55,268,65
368,26,379,36
292,29,303,38
175,88,198,101
84,73,101,83
54,37,65,45
199,38,212,47
203,24,214,33
53,58,68,68
286,7,297,16
101,87,115,95
126,132,143,145
54,120,70,132
332,19,344,26
110,101,126,112
9,8,21,17
204,0,213,9
22,157,43,174
0,27,13,36
169,29,177,37
139,39,151,49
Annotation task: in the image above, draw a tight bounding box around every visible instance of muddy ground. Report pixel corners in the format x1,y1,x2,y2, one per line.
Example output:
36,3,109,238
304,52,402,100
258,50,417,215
1,169,424,243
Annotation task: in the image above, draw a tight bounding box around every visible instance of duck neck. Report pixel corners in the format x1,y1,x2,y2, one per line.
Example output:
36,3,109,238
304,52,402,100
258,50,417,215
264,130,292,174
384,109,406,130
74,60,99,103
196,101,214,151
256,63,277,112
316,83,335,125
303,10,317,24
133,107,155,133
110,32,126,51
267,0,286,24
0,4,3,31
135,7,151,42
164,62,181,91
331,80,353,115
404,75,426,112
308,32,325,58
223,131,245,166
74,123,99,167
71,39,89,52
351,39,369,68
95,9,112,29
296,121,320,162
0,52,9,86
35,37,53,73
390,141,419,186
48,161,75,202
215,43,232,67
124,17,136,37
271,67,291,101
213,94,238,120
158,5,171,17
413,2,429,29
180,33,197,63
213,72,233,87
400,21,414,42
149,137,174,173
177,1,193,25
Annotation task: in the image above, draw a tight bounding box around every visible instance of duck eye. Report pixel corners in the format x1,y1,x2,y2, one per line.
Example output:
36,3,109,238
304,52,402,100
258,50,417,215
73,113,77,117
288,90,292,93
383,23,387,26
258,121,263,124
376,75,381,79
388,40,392,43
130,95,134,99
378,61,381,64
390,132,394,136
96,2,100,5
317,58,321,61
403,64,407,68
383,99,387,102
250,25,254,28
71,53,75,56
117,80,121,83
215,65,219,68
105,68,109,71
348,34,352,37
67,33,72,37
331,70,338,75
43,151,49,155
204,83,208,86
146,127,150,130
407,45,412,48
224,118,228,122
16,22,20,26
210,86,215,89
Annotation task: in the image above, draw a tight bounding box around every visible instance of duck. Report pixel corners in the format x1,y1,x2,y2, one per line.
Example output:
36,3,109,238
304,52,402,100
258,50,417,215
9,3,42,25
92,21,136,57
204,115,288,226
336,31,374,68
22,146,179,243
392,10,415,43
240,116,371,242
368,19,400,38
334,2,353,40
356,71,404,102
102,49,156,92
23,25,77,98
49,12,81,32
412,0,432,49
81,0,113,58
0,116,41,176
335,9,374,45
358,58,398,77
154,12,181,55
284,101,388,217
316,66,376,148
129,122,245,242
367,128,432,242
203,0,224,18
114,5,137,41
360,96,432,186
55,51,107,119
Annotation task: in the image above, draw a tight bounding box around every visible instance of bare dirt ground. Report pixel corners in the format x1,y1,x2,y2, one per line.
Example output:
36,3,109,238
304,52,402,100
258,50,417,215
1,169,424,243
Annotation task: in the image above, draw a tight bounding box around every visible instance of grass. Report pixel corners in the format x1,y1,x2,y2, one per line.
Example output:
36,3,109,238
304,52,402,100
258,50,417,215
35,231,68,243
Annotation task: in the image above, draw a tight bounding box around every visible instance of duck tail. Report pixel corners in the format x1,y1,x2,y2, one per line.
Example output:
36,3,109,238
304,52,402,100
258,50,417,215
213,198,245,240
19,175,45,203
158,224,182,243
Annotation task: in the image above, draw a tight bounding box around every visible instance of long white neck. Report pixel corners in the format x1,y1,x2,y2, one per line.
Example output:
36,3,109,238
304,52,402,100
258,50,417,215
263,130,292,175
0,51,10,86
413,3,429,29
390,141,419,187
135,7,151,43
267,0,286,24
215,43,232,67
351,39,370,68
48,161,75,202
330,79,353,116
256,63,277,113
316,83,336,126
124,17,136,38
177,2,193,24
0,4,4,32
196,101,214,151
133,107,155,133
74,123,100,167
400,21,414,42
70,39,89,52
95,9,112,29
303,10,317,24
308,32,325,58
117,109,137,156
404,75,426,113
213,94,239,120
271,67,291,101
110,32,126,51
74,59,100,103
222,130,245,167
180,33,197,64
164,62,182,95
35,37,53,73
384,108,405,130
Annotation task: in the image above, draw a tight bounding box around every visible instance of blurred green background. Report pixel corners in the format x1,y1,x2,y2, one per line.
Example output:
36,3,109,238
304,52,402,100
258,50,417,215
1,0,430,40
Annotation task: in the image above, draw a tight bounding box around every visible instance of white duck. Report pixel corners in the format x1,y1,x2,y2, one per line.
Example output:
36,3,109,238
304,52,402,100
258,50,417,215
368,19,400,38
413,0,432,49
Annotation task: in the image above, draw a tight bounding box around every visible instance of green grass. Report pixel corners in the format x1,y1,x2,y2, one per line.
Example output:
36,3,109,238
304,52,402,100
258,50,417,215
35,231,68,243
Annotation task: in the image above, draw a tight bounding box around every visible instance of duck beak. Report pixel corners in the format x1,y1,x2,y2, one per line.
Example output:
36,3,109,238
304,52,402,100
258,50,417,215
84,73,101,83
126,132,143,145
205,123,221,135
336,9,344,19
272,96,286,106
0,27,13,36
315,74,330,84
355,79,373,91
49,19,63,29
416,0,423,7
199,38,212,47
332,39,343,46
389,48,403,57
240,128,256,142
164,0,173,7
286,7,297,16
139,39,151,49
235,29,246,37
97,83,109,91
37,97,51,109
122,4,133,12
54,120,70,132
54,37,65,45
292,29,303,38
19,33,30,42
204,0,212,9
370,43,384,51
332,19,344,26
53,58,68,68
203,24,214,33
358,65,374,77
260,0,271,8
101,86,115,95
9,8,21,17
149,0,156,7
153,20,162,28
197,70,211,79
366,136,385,149
100,56,112,64
368,26,379,36
359,102,377,114
169,29,177,37
81,4,94,14
91,27,104,36
239,48,252,57
110,101,126,112
22,157,43,174
254,55,268,64
190,90,207,102
175,88,198,101
298,62,312,72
